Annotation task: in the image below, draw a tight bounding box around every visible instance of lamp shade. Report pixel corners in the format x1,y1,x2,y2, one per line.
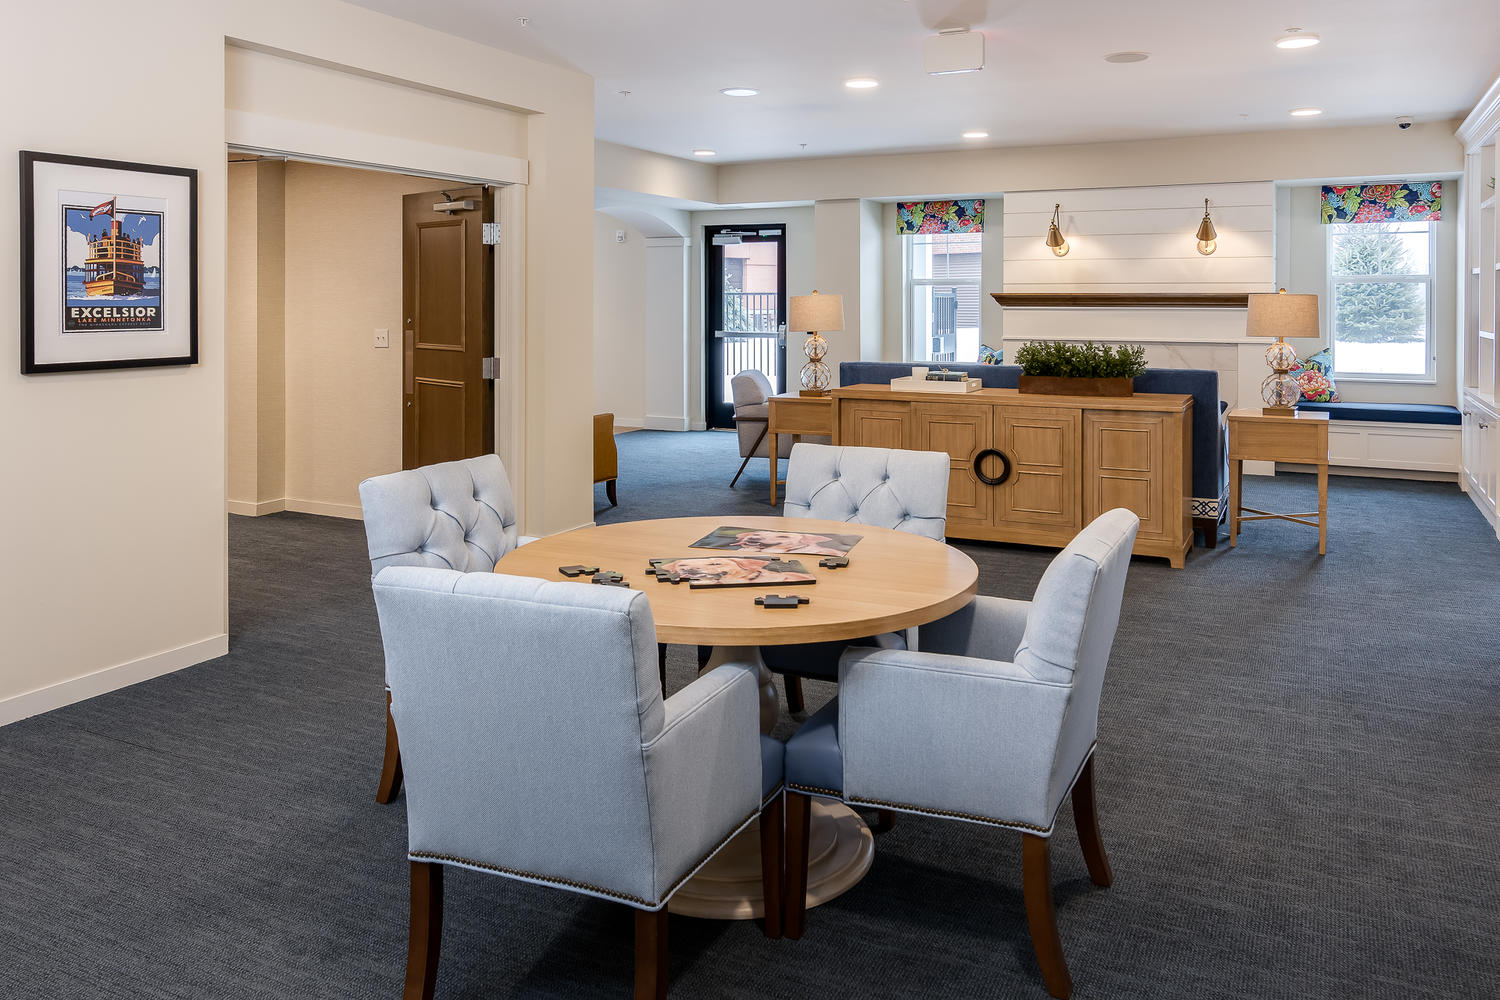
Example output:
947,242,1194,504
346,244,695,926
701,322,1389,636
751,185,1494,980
789,291,844,332
1246,290,1318,339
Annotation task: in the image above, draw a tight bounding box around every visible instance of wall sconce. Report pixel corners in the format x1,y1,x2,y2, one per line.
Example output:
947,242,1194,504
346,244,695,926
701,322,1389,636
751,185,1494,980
1195,198,1218,255
1045,203,1069,257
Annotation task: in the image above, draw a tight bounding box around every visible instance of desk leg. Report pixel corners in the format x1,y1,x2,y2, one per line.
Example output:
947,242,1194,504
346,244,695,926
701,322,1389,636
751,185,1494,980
672,644,873,923
1317,462,1328,555
1229,458,1242,547
768,432,778,506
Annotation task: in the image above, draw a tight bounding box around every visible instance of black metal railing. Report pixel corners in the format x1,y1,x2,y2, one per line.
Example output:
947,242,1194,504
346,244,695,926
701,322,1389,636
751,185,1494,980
718,291,781,402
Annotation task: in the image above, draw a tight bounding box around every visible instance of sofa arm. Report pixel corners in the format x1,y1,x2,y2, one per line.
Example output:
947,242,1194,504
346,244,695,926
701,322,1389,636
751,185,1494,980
837,647,1071,831
916,595,1031,662
642,661,762,898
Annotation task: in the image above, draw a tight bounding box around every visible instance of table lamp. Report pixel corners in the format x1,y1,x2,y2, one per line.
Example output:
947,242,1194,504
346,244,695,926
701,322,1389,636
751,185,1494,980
788,290,843,396
1246,289,1318,415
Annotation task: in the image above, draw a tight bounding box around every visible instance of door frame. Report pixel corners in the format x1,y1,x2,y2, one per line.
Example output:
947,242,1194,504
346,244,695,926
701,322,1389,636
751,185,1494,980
225,141,527,525
704,223,787,429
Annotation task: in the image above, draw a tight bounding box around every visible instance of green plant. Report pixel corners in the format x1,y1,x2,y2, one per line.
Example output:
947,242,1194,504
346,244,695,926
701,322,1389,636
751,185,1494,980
1013,340,1147,378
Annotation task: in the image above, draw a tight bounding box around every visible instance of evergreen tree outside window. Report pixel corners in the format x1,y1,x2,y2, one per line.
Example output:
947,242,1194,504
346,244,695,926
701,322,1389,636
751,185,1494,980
1327,220,1434,380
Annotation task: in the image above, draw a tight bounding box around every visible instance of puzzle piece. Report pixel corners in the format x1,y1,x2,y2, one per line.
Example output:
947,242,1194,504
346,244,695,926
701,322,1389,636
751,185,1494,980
818,556,850,569
558,565,600,578
755,594,810,609
591,571,626,587
644,564,688,584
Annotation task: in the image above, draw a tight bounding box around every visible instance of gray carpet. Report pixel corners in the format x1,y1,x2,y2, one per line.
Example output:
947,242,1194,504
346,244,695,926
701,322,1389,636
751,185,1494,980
3,428,1499,998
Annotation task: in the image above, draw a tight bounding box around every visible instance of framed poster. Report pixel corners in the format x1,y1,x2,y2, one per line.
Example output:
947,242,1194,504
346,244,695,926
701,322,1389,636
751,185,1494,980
20,151,197,374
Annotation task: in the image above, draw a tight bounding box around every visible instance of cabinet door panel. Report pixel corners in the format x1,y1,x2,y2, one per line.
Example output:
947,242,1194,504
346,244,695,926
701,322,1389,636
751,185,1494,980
914,402,992,528
1085,412,1167,537
995,407,1081,530
838,400,909,450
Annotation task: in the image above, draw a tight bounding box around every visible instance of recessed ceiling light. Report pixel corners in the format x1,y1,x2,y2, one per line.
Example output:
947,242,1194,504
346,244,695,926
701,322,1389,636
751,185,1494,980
962,130,989,139
1289,107,1323,117
1103,51,1149,63
720,87,759,97
1275,28,1320,49
844,77,880,89
692,148,717,157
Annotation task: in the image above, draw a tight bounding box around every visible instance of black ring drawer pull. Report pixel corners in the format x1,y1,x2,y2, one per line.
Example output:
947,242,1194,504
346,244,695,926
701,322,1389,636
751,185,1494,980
973,448,1012,486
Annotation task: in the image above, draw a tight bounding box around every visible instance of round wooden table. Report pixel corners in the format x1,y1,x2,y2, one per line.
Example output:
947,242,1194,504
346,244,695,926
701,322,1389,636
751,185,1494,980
494,515,979,920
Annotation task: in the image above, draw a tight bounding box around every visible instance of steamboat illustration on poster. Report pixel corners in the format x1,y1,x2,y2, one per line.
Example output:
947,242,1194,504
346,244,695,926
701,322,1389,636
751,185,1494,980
61,196,164,333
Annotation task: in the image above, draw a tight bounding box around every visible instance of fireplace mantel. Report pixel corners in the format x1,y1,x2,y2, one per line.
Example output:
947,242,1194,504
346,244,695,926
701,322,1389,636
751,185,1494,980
991,292,1251,309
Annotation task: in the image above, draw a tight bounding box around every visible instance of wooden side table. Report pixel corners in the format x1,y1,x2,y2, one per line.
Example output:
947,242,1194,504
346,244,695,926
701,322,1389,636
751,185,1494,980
1228,408,1330,554
768,393,833,505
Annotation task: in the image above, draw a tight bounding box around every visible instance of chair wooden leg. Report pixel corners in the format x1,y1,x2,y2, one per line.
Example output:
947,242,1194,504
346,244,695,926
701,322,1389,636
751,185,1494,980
730,425,770,487
404,861,443,1000
606,479,618,506
1070,756,1113,888
759,793,785,939
656,644,668,696
696,645,712,670
377,691,404,805
783,791,813,940
1022,834,1073,1000
634,907,669,1000
784,675,805,715
870,809,897,833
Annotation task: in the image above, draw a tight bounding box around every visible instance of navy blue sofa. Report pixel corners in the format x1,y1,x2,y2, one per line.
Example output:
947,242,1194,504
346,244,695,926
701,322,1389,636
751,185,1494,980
839,361,1230,545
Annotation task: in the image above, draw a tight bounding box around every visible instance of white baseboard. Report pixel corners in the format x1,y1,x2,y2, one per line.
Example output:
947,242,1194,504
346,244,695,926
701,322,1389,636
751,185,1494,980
611,418,645,430
0,634,229,728
690,420,708,431
644,414,690,431
226,498,287,517
1280,463,1460,483
284,498,364,520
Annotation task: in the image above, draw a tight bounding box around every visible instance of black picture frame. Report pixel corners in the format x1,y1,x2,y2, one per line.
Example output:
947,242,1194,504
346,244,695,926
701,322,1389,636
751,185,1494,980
20,150,198,374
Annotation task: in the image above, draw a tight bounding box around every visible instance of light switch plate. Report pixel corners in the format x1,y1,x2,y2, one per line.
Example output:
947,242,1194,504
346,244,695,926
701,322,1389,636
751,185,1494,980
374,328,389,348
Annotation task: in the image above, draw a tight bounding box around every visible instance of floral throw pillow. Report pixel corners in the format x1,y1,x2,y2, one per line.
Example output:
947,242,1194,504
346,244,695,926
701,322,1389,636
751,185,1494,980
978,344,1002,365
1290,347,1339,402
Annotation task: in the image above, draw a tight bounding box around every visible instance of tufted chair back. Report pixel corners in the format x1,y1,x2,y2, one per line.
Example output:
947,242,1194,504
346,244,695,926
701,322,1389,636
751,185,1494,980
783,443,950,540
358,454,520,579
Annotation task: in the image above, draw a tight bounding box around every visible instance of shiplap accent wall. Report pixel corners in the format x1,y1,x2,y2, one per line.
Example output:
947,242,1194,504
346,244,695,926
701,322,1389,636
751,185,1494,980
1001,181,1276,410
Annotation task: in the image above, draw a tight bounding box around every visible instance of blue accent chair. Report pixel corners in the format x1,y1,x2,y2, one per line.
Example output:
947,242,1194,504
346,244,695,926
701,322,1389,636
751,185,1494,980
782,509,1141,999
358,455,522,805
839,361,1229,546
762,443,951,715
372,566,786,999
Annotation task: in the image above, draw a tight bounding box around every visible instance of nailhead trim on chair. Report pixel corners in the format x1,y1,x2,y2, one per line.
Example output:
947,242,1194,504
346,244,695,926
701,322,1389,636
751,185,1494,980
787,744,1098,837
409,805,760,910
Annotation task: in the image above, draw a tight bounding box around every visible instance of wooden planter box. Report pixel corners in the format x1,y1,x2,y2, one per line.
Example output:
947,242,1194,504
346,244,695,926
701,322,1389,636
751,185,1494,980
1018,375,1134,397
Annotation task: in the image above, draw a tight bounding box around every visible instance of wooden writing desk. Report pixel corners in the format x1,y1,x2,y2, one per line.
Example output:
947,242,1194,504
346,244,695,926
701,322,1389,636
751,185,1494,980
768,393,833,506
1228,408,1330,554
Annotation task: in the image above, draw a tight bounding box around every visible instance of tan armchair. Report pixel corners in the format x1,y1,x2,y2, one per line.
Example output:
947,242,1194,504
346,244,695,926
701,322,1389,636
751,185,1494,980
593,413,618,506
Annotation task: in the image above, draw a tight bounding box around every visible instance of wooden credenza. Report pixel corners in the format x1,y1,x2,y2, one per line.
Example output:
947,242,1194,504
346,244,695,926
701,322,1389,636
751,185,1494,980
832,385,1194,567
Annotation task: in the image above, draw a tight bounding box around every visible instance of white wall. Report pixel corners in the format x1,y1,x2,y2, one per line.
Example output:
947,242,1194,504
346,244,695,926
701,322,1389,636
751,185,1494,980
1,0,595,725
1276,183,1458,406
594,212,648,427
687,206,815,427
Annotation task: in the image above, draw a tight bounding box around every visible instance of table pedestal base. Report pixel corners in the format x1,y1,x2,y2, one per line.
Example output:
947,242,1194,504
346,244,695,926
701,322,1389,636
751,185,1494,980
669,799,873,920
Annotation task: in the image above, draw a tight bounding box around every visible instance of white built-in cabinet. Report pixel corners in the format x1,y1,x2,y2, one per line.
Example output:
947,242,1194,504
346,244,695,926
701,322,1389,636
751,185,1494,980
1459,76,1500,532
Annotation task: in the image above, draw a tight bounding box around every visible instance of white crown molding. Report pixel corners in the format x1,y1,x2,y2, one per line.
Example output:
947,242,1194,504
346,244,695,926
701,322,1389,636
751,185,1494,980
1457,74,1500,150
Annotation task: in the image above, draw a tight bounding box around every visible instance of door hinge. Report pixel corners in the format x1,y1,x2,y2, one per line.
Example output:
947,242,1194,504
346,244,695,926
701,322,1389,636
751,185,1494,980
482,222,502,245
481,356,499,380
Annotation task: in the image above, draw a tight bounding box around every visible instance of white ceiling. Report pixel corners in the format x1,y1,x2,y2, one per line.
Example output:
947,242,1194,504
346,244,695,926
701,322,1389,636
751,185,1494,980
347,0,1500,164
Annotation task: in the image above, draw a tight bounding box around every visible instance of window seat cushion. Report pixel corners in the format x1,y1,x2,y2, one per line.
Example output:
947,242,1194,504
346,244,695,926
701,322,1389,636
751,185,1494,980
1296,401,1461,426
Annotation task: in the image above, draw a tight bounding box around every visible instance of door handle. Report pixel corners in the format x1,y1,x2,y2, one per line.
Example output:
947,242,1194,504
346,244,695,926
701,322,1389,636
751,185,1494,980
973,448,1012,486
404,329,415,394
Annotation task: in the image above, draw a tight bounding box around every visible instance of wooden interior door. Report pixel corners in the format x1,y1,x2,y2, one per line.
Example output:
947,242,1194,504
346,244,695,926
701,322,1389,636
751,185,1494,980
1084,411,1167,539
993,406,1081,531
402,186,493,469
913,401,992,530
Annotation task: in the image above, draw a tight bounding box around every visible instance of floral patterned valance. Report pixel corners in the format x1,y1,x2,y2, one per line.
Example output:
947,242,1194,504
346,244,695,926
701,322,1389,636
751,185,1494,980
897,199,984,235
1321,182,1441,224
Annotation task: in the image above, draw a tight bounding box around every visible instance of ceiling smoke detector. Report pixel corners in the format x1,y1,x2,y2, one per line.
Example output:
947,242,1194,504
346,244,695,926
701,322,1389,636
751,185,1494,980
924,29,985,75
1275,28,1320,49
1103,51,1149,63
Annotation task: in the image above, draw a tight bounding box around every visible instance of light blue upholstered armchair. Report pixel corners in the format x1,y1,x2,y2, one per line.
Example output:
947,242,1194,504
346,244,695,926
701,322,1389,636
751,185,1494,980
764,442,950,714
782,509,1141,1000
372,566,786,1000
358,454,520,804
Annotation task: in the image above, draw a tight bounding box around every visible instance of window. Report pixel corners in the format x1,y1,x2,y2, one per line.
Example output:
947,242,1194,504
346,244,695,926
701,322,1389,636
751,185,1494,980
905,231,982,363
1326,220,1434,380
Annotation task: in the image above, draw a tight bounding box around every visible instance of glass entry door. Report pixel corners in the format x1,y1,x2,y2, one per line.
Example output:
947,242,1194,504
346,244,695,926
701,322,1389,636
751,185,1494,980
705,224,786,429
